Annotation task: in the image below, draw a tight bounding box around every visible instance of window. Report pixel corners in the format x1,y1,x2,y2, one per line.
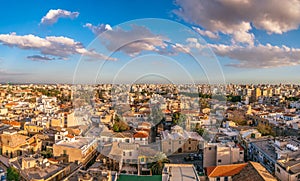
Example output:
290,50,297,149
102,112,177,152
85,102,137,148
224,176,228,181
189,147,191,150
277,167,281,173
179,141,182,144
129,152,132,156
209,147,211,150
240,151,243,154
216,177,220,181
123,152,125,156
218,159,222,163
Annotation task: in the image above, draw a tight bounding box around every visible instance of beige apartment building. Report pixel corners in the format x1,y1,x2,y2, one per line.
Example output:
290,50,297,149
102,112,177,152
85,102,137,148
203,142,244,168
53,137,97,164
161,125,204,154
275,155,300,181
0,130,42,158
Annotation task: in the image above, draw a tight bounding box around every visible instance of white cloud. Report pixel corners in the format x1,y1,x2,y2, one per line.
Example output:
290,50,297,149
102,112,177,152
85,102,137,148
0,33,116,61
192,27,218,39
87,24,169,56
41,9,79,25
209,43,300,68
232,29,255,46
174,0,300,44
84,23,112,34
171,43,191,54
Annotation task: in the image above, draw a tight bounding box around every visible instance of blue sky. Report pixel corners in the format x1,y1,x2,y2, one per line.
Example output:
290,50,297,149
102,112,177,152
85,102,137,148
1,0,300,84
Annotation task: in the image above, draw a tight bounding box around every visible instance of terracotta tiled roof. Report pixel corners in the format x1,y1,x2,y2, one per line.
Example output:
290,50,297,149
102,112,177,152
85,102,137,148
2,120,21,127
133,131,149,138
163,109,171,114
48,158,59,163
66,134,74,139
232,162,277,181
207,163,247,177
5,102,18,107
66,128,81,136
30,142,37,147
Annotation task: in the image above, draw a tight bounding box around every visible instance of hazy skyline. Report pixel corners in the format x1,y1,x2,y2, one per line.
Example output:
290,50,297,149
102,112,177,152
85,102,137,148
1,0,300,84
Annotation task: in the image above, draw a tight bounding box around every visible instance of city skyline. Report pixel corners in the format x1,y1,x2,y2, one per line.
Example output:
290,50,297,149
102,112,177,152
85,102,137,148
1,0,300,84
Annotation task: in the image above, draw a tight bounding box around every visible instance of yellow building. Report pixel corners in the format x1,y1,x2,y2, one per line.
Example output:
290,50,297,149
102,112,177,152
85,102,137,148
255,88,261,99
53,137,97,164
51,118,64,127
0,130,42,158
24,123,44,133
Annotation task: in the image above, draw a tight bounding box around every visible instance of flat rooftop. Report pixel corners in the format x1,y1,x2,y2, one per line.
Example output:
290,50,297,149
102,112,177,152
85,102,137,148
162,164,200,181
252,140,277,161
55,137,95,149
25,164,64,180
118,175,162,181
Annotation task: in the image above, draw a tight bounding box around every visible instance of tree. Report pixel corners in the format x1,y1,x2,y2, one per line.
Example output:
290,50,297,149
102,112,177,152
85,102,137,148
7,166,20,181
229,110,247,125
41,150,53,158
195,127,205,136
257,123,275,136
112,116,129,132
150,152,170,175
172,112,186,127
227,95,241,102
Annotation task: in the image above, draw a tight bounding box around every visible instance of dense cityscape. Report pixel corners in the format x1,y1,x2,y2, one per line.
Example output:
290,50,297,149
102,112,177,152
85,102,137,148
0,83,298,180
1,0,300,180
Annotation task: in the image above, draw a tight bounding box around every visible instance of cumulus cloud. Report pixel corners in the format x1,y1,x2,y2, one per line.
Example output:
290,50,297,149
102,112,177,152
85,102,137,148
41,9,79,25
0,33,116,61
177,37,300,68
84,23,112,34
171,43,191,54
192,27,218,39
210,43,300,68
87,23,169,56
174,0,300,44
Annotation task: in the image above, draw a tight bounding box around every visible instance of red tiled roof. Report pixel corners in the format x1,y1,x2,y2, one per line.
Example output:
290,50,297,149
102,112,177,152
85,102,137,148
48,158,59,163
163,109,171,114
5,102,18,107
207,163,247,177
66,134,74,139
2,120,21,127
133,131,149,138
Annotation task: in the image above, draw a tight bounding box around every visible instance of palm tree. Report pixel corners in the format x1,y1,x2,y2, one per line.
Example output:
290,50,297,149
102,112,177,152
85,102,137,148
149,152,170,175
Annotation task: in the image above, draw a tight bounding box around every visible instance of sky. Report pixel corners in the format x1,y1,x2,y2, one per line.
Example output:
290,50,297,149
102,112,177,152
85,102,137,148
1,0,300,84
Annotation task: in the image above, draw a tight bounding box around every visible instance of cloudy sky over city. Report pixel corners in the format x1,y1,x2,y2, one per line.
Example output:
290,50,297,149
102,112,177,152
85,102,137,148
1,0,300,84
